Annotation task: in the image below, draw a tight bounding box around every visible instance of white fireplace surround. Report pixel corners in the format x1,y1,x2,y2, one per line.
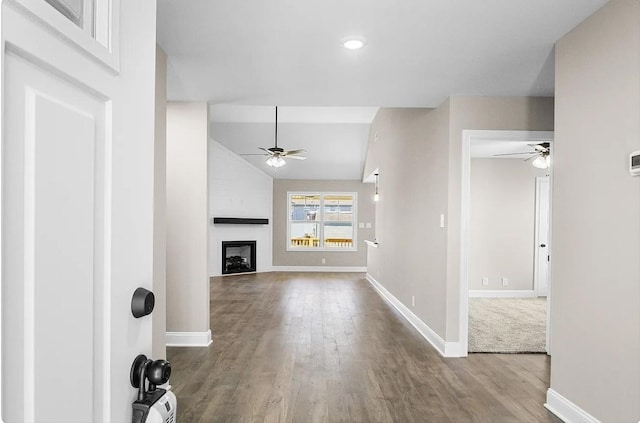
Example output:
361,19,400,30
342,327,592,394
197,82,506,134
209,140,273,276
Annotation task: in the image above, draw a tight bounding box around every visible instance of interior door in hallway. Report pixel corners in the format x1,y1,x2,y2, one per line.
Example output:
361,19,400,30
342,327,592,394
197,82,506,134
534,176,550,297
1,1,156,421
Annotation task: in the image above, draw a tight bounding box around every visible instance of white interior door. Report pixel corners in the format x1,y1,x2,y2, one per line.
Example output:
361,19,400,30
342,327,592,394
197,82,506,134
1,1,156,422
534,176,550,297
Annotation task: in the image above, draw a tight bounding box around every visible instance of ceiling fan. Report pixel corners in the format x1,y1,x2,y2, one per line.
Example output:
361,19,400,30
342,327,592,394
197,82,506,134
241,106,307,168
494,142,551,169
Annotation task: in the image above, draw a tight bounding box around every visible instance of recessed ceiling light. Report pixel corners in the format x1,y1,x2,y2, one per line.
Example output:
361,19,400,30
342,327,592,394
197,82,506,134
343,38,365,50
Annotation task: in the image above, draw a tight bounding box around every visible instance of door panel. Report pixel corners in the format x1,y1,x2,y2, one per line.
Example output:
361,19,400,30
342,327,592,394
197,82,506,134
6,48,109,422
535,176,550,297
2,1,156,422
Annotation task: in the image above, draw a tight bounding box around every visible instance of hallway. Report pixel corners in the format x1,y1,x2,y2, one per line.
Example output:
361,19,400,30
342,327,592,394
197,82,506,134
168,272,557,422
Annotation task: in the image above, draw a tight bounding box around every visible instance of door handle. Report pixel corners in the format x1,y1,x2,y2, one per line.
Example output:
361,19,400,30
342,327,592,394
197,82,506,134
540,244,546,248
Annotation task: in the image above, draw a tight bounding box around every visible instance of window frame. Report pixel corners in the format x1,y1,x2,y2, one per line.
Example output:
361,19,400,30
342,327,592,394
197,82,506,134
286,191,358,252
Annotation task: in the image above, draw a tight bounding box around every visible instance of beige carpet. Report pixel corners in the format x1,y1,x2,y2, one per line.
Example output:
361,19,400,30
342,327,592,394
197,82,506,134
468,297,546,353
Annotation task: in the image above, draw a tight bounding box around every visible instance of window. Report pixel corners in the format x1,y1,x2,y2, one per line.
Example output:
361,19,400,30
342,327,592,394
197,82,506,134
288,192,357,251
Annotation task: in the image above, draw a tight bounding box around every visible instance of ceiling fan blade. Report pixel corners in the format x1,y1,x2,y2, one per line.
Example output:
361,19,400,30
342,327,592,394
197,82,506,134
240,153,268,156
282,149,307,156
258,147,274,155
493,152,535,156
285,155,307,160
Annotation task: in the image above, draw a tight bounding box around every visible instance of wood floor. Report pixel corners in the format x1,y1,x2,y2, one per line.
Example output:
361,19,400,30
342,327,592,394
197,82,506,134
168,272,559,422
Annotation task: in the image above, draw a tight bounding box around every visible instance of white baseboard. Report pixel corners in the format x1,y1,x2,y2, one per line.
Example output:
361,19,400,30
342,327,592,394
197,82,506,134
271,266,367,272
545,389,600,423
469,290,536,298
166,330,212,347
366,273,463,358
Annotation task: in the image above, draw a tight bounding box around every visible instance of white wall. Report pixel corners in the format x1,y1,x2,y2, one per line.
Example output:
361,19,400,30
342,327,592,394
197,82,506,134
166,102,210,337
550,1,640,421
469,159,547,291
209,140,273,276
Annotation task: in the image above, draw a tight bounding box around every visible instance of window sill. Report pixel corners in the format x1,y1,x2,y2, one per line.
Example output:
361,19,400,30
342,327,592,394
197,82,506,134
287,247,357,252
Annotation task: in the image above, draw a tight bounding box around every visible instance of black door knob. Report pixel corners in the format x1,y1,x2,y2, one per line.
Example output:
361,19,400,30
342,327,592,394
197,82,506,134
540,244,546,248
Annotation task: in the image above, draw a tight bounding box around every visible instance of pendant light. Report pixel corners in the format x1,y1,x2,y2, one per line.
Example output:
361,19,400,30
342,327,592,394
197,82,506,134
374,173,380,202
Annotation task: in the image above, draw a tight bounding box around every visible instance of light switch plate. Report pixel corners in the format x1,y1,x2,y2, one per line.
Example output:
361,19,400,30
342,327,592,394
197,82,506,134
365,222,372,229
358,222,365,228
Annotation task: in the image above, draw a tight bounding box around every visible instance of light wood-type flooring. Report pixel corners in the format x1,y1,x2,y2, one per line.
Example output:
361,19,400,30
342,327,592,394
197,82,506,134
167,272,559,422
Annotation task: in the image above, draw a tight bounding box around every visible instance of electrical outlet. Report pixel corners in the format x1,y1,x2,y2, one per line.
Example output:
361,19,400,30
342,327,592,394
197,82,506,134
482,277,489,286
411,295,415,307
502,277,508,286
322,258,326,264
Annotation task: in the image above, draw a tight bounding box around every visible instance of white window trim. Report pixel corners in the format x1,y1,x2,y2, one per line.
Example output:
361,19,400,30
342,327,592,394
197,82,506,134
287,192,358,252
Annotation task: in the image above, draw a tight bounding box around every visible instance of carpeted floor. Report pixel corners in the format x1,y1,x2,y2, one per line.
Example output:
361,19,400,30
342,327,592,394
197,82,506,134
468,297,547,353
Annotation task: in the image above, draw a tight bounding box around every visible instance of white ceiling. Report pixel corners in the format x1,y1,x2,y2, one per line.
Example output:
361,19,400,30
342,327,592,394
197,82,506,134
157,0,607,106
158,0,605,179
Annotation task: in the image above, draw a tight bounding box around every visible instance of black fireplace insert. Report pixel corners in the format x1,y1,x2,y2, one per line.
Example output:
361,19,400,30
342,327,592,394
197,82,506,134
222,241,257,274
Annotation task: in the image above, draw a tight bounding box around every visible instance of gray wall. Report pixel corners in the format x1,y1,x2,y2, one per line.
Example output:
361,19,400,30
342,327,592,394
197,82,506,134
272,179,374,267
551,1,640,421
365,106,451,338
153,46,167,358
364,98,554,343
166,102,210,334
445,96,554,340
469,159,547,291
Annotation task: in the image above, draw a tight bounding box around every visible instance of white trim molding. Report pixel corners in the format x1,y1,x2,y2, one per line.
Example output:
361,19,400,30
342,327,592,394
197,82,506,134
166,330,212,347
469,290,536,298
545,389,600,423
271,266,367,272
366,274,463,357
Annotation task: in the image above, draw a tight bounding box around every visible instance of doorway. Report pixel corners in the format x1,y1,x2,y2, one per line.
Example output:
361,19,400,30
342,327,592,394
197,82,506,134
459,130,554,356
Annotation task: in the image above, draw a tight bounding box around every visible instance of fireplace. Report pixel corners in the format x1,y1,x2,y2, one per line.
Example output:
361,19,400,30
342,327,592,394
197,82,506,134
222,241,257,274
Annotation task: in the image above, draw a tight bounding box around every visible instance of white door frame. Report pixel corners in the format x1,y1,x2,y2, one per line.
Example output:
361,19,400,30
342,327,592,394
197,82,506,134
460,130,554,356
533,176,551,297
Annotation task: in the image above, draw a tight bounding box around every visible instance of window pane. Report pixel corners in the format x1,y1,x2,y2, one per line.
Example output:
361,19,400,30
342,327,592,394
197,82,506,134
44,0,84,27
288,192,356,250
323,195,353,222
290,194,320,221
290,222,320,248
324,222,353,248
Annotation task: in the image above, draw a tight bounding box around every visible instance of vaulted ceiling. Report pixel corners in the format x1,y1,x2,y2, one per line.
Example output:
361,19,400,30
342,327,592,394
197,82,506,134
157,0,608,178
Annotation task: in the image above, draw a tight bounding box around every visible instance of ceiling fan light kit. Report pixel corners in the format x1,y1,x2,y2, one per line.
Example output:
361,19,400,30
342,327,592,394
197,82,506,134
266,156,286,168
493,142,551,169
532,154,550,169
